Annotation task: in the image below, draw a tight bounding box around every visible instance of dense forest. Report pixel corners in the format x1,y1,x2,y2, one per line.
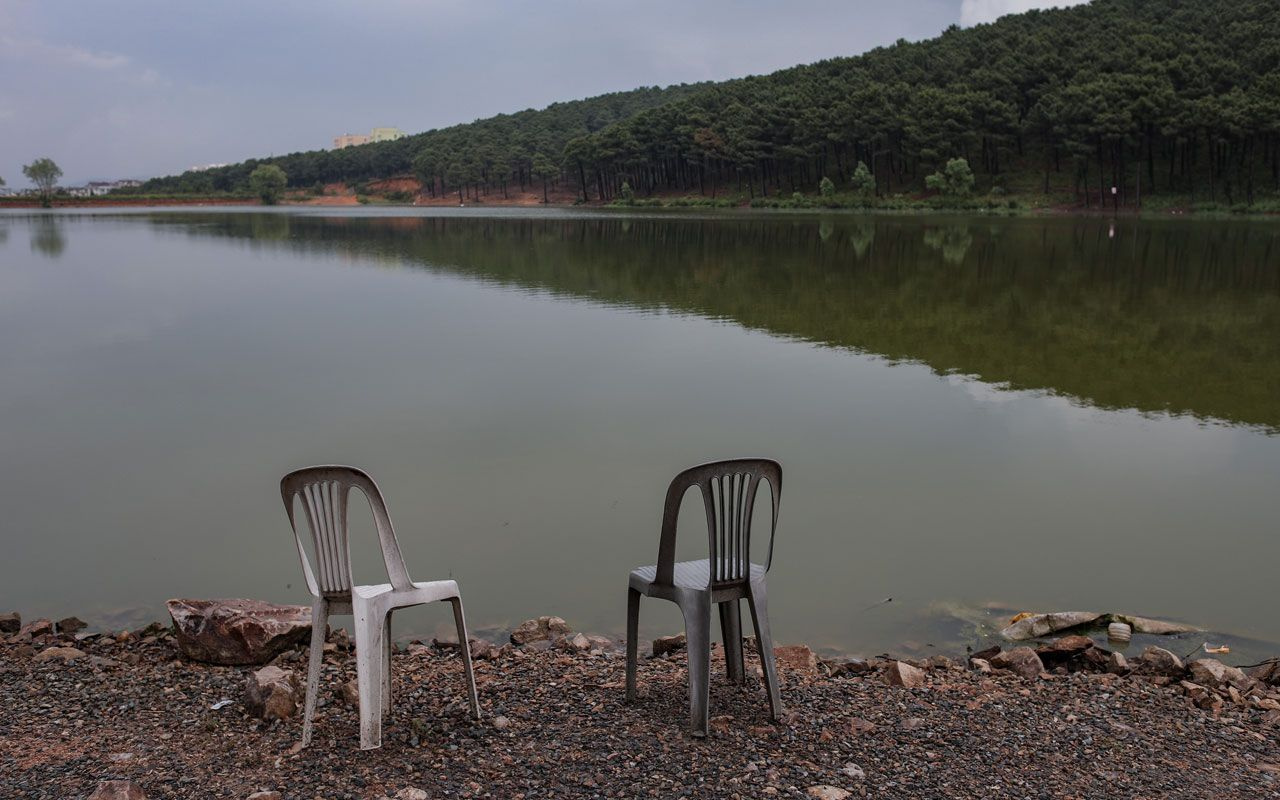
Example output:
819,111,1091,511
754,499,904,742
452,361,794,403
143,0,1280,208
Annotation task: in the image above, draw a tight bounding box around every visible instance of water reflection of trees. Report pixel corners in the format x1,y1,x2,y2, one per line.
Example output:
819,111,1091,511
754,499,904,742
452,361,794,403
29,217,66,258
921,224,973,265
152,212,1280,431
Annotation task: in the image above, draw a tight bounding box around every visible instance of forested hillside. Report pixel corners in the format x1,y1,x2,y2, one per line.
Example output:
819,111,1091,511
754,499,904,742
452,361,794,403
141,84,710,197
144,0,1280,208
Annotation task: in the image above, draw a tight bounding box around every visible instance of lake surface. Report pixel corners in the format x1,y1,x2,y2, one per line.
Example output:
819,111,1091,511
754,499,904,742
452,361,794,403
2,207,1278,659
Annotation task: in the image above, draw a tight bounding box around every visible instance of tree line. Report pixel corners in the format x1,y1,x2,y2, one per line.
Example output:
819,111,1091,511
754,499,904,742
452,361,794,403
141,0,1280,208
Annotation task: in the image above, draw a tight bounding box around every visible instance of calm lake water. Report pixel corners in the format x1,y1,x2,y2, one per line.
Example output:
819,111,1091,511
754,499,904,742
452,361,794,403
2,207,1278,659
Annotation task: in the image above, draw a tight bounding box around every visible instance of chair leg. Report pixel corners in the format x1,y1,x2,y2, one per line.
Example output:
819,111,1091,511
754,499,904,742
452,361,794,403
680,592,712,738
354,603,385,750
747,580,783,721
625,587,641,703
449,597,481,719
300,598,328,748
718,599,744,685
382,612,393,718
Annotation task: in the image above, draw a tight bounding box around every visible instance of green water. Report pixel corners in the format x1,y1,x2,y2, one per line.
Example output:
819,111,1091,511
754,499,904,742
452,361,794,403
1,208,1277,659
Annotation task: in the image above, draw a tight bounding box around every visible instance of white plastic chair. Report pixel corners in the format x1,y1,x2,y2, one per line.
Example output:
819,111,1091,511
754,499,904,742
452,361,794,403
280,465,480,750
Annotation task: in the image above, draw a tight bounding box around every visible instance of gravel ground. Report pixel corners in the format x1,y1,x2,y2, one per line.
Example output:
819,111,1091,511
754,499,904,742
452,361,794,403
3,625,1280,799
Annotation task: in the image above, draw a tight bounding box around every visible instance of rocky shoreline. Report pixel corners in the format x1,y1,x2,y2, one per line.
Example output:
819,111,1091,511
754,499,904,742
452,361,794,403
3,608,1279,799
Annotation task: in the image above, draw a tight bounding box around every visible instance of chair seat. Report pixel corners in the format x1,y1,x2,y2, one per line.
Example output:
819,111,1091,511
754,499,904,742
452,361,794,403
630,559,766,592
351,579,460,606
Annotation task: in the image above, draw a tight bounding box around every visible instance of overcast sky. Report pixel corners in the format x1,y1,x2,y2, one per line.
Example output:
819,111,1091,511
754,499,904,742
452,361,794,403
0,0,1088,186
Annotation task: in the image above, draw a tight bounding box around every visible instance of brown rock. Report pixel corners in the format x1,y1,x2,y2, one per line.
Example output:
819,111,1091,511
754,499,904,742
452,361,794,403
0,612,19,634
652,633,687,657
774,644,818,672
1106,651,1129,675
33,646,87,664
469,638,496,660
1248,660,1280,685
924,655,955,671
247,793,282,800
565,632,592,652
244,665,300,720
970,658,993,674
884,660,925,688
89,781,147,800
19,618,53,638
167,598,312,666
1035,635,1094,661
339,679,360,707
990,647,1045,680
1137,646,1185,677
584,634,616,652
805,786,851,800
970,645,1001,662
826,658,873,676
1188,658,1252,691
56,616,87,635
848,716,878,735
509,616,571,645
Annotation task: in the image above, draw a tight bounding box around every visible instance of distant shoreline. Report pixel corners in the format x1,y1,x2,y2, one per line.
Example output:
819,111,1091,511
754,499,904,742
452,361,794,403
3,194,1279,219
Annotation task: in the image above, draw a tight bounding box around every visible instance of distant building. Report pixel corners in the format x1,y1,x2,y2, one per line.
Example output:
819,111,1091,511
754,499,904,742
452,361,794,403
67,179,144,197
188,163,228,173
333,127,406,149
333,133,371,149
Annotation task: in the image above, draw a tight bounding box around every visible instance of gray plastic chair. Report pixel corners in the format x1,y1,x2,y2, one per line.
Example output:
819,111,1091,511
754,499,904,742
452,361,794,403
625,458,783,737
280,465,480,750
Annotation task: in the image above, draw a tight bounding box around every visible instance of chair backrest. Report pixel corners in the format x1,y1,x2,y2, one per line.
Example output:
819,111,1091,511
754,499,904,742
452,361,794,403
655,458,782,587
279,465,414,598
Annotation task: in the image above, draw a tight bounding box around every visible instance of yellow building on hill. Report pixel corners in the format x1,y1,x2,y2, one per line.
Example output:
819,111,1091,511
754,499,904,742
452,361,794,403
333,128,406,149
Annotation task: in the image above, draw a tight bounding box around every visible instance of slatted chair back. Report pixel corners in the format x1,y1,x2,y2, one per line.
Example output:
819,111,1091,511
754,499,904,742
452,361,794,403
280,465,414,598
654,458,782,587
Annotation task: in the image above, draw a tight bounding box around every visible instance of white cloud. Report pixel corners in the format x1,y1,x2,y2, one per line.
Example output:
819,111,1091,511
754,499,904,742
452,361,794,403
959,0,1091,26
0,35,131,71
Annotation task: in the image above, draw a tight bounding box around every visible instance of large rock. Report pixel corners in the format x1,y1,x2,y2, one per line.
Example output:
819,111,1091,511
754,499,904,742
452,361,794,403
0,612,19,634
1188,659,1251,691
1000,612,1102,641
774,644,818,672
244,666,300,720
1137,646,1185,677
883,660,925,688
509,616,570,646
89,781,147,800
167,599,311,666
990,647,1045,680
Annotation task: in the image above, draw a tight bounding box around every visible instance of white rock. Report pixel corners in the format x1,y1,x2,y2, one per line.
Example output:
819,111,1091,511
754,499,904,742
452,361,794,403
840,763,866,779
